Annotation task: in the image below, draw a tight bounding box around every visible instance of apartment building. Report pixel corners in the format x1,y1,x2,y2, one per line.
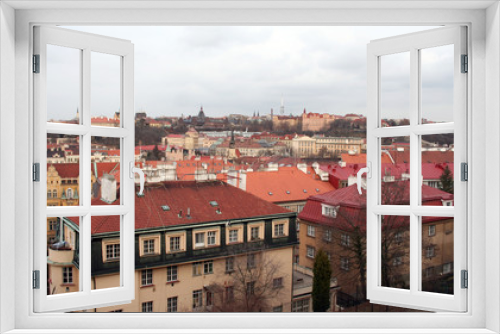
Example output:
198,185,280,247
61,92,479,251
297,182,454,302
47,181,298,312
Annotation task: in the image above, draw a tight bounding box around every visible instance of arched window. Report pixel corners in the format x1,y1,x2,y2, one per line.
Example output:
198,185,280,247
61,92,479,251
66,188,73,199
47,190,52,199
52,190,57,198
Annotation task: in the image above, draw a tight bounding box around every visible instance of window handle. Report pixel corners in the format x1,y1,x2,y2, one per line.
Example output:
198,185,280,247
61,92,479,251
130,162,145,196
356,162,371,195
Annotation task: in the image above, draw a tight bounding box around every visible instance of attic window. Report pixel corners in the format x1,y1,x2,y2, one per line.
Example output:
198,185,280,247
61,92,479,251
209,201,219,207
161,205,170,211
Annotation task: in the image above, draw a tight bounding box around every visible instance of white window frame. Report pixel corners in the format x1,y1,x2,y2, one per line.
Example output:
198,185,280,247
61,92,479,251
307,225,316,237
366,26,467,312
3,2,497,334
32,25,135,313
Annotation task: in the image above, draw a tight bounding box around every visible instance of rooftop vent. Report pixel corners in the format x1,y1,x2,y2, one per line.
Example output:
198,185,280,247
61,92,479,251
161,205,170,211
178,210,183,218
286,191,291,194
216,208,222,214
268,192,273,196
186,208,191,219
303,189,307,193
209,201,219,207
315,188,320,192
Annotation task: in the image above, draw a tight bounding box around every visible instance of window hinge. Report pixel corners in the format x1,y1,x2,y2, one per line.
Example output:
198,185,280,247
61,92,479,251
33,270,40,289
461,54,468,73
33,163,40,182
461,162,468,181
33,54,40,73
461,270,468,289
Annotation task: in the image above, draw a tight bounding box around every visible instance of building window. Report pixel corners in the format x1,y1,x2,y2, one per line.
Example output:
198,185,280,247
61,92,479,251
142,301,153,313
167,297,178,312
341,257,349,271
206,291,214,307
274,223,285,237
307,225,316,237
192,262,203,276
48,220,59,231
246,281,255,295
322,204,337,218
297,205,304,213
170,236,181,252
62,267,73,284
296,222,300,232
428,225,436,237
247,254,256,269
195,232,205,247
424,267,435,278
225,286,234,302
292,298,310,312
204,261,214,275
228,229,238,243
323,229,332,242
341,233,350,247
167,266,178,282
443,262,453,274
192,290,203,310
207,231,216,246
143,239,155,255
141,269,153,286
306,246,315,259
47,190,52,198
426,245,435,258
52,189,57,198
225,257,234,273
105,243,120,261
393,256,403,267
273,277,283,288
273,305,283,312
250,226,260,240
395,231,404,244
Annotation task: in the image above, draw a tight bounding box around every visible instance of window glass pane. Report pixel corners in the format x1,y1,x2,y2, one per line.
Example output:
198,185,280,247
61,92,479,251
421,45,454,124
91,136,121,205
381,215,410,290
91,52,121,127
47,216,81,295
380,52,410,127
91,215,121,290
47,134,80,207
421,216,454,294
380,136,410,205
47,44,81,124
421,134,454,206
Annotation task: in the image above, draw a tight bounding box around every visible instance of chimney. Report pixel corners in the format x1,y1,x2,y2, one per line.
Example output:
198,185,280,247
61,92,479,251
101,174,117,204
187,208,191,219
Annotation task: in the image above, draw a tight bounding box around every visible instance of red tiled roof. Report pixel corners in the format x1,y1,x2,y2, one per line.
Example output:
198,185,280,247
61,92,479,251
78,181,289,234
298,182,453,231
341,153,393,164
48,163,79,178
245,167,335,203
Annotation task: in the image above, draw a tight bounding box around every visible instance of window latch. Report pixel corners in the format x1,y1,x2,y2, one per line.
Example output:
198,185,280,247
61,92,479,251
130,162,145,196
356,162,371,195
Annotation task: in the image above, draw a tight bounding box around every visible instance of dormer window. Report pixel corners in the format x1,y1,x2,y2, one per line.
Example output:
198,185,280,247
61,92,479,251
322,204,338,218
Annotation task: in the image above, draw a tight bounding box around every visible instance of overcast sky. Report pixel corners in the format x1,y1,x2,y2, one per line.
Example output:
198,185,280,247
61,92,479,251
47,26,453,122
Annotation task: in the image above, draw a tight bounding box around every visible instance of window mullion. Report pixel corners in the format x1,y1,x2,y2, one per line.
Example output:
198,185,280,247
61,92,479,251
409,47,420,294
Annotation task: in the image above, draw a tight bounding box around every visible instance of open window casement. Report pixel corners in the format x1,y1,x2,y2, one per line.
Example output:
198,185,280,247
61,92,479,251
33,26,135,312
365,26,467,312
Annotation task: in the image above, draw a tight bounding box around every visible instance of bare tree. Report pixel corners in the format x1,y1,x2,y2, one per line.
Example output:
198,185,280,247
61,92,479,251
209,251,288,312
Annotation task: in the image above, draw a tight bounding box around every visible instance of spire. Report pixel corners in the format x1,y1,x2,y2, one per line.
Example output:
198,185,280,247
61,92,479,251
280,95,285,115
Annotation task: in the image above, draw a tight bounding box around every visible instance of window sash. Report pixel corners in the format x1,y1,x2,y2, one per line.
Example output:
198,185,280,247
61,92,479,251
366,25,467,312
33,25,135,313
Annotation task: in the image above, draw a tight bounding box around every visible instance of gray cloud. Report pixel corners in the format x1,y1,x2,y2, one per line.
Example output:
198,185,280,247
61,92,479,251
50,25,444,121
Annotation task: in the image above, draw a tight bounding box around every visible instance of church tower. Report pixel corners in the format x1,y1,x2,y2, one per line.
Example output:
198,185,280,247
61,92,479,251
280,95,285,115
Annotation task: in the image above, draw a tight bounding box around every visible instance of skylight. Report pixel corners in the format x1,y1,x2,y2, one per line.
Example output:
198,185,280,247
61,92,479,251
209,201,219,207
161,205,170,211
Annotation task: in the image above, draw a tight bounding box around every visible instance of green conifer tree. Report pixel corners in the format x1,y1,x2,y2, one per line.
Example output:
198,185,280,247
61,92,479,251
312,249,332,312
439,165,454,194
